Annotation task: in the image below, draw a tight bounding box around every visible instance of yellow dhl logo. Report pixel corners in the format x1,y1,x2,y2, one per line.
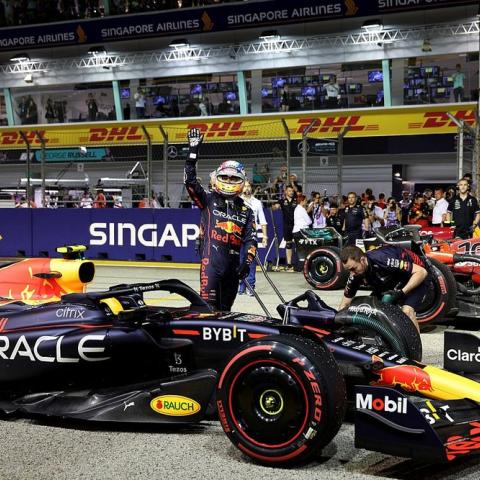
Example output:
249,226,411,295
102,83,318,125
150,395,201,416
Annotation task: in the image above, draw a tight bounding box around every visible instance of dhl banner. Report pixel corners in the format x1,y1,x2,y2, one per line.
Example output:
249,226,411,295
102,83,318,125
0,103,476,149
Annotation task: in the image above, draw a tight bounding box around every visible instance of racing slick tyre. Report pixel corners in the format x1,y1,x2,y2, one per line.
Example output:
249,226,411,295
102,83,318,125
217,334,346,466
416,258,457,325
337,298,422,361
303,247,348,290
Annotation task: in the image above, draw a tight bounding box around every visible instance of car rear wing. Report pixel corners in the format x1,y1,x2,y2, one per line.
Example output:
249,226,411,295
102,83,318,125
355,385,480,462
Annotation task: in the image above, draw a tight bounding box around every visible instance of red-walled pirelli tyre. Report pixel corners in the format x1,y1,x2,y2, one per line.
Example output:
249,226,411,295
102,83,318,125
303,247,348,290
216,334,346,466
416,258,457,325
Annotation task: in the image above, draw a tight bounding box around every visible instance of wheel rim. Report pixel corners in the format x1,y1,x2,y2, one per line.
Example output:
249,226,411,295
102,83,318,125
310,256,335,283
229,360,308,448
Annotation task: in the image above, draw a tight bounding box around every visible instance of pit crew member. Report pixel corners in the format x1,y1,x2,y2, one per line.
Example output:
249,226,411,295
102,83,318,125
339,245,430,330
238,180,268,296
446,178,480,239
184,128,257,311
343,192,369,246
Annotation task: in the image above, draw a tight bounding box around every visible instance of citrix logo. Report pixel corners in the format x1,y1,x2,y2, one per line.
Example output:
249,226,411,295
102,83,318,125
356,393,407,414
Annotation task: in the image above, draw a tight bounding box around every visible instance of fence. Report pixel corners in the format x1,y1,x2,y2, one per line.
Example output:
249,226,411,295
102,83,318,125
0,104,477,208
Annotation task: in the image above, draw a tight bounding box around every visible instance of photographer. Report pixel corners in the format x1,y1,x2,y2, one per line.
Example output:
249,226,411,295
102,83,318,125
307,192,328,228
384,197,401,227
366,195,384,231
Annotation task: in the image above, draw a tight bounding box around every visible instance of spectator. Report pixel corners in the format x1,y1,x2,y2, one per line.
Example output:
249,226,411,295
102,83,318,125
399,191,411,225
273,185,297,271
378,192,386,209
17,96,28,125
408,194,429,228
25,96,38,124
446,178,480,239
280,85,290,112
170,98,180,117
286,173,302,194
432,187,448,226
423,188,435,212
94,189,106,208
134,87,146,118
123,103,131,120
307,192,327,228
86,93,98,122
199,97,211,116
80,190,94,208
45,98,56,123
367,195,384,230
344,192,369,246
326,202,344,234
217,98,233,115
325,76,340,108
293,194,312,240
183,101,200,116
384,197,401,227
273,164,288,200
452,64,465,102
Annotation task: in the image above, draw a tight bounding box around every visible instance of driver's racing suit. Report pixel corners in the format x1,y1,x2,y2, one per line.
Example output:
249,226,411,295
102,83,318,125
344,245,431,309
184,160,257,311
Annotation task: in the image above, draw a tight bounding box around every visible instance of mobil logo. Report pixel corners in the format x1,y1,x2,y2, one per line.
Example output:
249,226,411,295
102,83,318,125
356,393,407,414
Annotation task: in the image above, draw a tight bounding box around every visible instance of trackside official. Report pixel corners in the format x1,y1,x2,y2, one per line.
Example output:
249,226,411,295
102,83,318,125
184,128,257,311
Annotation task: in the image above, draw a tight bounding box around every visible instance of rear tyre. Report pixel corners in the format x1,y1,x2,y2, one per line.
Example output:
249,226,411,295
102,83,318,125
416,258,457,325
337,298,422,361
217,334,346,466
303,247,348,290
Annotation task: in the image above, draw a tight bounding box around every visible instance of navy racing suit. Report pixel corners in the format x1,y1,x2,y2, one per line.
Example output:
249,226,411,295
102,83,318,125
344,245,431,310
185,160,257,311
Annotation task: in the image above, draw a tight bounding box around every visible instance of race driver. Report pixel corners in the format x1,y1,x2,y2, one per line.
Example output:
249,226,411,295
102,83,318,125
338,245,430,330
184,128,257,311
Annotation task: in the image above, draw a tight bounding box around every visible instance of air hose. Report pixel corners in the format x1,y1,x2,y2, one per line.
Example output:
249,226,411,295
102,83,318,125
347,313,406,357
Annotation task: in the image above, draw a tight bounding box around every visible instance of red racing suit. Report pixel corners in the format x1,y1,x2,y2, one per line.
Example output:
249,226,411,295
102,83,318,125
184,159,257,311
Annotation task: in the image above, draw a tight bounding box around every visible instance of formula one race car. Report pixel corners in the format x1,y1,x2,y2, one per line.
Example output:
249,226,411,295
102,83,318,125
0,245,94,306
2,278,480,466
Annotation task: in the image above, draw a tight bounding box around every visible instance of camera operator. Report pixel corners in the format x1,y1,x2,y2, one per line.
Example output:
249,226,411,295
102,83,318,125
384,197,401,227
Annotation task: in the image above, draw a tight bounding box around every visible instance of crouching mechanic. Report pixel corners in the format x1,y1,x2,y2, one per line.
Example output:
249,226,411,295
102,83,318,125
184,128,257,311
338,245,430,330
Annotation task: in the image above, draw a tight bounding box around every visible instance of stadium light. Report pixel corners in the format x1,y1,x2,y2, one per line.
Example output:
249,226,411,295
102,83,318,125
10,53,30,62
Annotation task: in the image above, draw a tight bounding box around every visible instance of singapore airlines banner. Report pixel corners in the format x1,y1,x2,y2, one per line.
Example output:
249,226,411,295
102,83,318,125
0,104,476,149
0,0,476,52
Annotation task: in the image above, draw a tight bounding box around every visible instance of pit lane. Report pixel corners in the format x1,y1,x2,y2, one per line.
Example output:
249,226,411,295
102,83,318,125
0,264,478,480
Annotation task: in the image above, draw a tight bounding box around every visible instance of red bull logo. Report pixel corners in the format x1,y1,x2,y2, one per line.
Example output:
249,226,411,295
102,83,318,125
215,220,242,235
372,365,433,393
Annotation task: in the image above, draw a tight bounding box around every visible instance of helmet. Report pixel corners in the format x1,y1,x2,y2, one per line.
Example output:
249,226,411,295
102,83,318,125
212,161,246,197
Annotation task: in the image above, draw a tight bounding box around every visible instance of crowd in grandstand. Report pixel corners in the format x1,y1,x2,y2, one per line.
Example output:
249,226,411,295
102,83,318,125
0,0,242,26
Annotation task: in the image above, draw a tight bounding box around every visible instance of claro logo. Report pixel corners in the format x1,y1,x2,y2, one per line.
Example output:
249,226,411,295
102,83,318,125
89,223,199,247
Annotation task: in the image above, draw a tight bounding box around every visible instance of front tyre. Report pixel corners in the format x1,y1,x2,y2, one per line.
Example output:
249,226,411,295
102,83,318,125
217,334,346,466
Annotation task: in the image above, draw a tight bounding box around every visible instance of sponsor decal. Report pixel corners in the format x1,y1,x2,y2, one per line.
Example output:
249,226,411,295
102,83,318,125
410,110,476,130
446,346,480,363
356,393,407,414
419,400,453,425
446,421,480,461
372,365,433,393
215,220,243,235
302,368,322,422
82,127,143,143
89,222,199,247
0,130,49,146
150,395,201,416
347,303,379,318
168,352,187,373
212,209,247,224
0,334,109,363
182,122,255,139
55,307,86,319
202,326,247,342
293,116,373,135
217,399,230,432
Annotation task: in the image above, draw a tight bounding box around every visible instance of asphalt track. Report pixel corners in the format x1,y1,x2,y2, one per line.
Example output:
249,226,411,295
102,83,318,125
1,264,480,480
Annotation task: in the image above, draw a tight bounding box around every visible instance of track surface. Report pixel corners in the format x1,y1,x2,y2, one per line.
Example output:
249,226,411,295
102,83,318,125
1,265,479,480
